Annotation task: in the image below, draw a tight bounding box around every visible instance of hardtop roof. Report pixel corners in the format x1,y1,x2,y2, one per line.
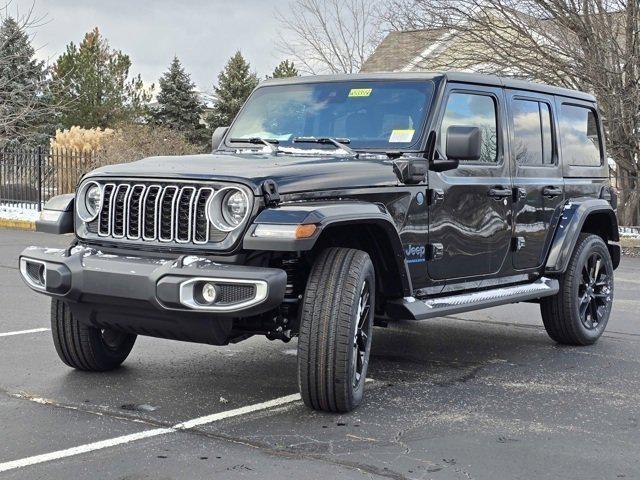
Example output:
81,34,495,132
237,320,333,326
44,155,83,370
261,71,596,103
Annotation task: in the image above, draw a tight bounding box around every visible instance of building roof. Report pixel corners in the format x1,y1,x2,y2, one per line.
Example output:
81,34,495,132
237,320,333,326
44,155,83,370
359,29,449,73
261,71,596,102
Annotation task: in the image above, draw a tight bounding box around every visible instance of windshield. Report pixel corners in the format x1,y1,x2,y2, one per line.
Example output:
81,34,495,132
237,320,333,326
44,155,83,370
226,80,434,151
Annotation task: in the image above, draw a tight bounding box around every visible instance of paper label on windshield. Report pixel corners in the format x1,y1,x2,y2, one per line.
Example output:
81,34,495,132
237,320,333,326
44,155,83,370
348,88,372,98
389,129,415,143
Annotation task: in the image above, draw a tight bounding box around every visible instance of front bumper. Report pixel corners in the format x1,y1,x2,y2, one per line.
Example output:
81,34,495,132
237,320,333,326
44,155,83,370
19,245,287,317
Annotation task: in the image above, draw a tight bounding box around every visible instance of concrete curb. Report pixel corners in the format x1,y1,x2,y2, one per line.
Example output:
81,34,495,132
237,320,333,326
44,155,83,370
0,218,36,231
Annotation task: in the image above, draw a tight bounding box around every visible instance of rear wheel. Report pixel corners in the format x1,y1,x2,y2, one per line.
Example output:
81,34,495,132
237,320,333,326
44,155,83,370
51,299,137,371
297,248,375,413
541,234,614,345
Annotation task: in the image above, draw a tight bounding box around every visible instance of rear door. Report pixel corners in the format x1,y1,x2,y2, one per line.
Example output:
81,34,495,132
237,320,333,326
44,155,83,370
427,84,513,280
506,90,564,270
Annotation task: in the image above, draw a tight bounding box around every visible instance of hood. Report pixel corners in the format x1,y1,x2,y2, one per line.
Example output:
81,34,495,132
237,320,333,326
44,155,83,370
90,152,400,194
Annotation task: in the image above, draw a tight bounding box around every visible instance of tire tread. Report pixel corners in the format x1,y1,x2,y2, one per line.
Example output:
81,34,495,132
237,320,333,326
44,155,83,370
50,299,135,371
297,247,374,413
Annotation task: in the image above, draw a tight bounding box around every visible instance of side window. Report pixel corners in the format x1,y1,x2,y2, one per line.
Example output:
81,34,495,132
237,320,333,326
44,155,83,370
441,92,498,163
512,99,554,166
559,104,603,167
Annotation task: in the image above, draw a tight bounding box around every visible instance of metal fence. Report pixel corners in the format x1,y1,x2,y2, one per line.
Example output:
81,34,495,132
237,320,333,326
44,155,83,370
0,147,96,211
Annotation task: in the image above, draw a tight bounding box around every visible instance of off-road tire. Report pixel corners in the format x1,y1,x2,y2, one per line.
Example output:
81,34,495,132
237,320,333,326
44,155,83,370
541,234,614,346
297,248,375,413
51,299,137,371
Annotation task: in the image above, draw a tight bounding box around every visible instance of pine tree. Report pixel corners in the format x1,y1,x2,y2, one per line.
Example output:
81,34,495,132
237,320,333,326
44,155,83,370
153,56,205,144
271,60,298,78
207,51,259,129
52,28,151,129
0,17,53,146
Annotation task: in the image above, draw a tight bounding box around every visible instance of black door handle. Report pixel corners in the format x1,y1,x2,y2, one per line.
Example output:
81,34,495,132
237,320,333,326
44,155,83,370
488,187,511,199
542,186,563,198
514,187,527,201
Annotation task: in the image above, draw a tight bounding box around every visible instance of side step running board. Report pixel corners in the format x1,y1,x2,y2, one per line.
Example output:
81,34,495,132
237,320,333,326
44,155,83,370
386,277,559,321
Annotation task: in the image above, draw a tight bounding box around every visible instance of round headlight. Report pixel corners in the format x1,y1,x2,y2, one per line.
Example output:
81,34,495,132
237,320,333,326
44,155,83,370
222,190,248,227
77,181,102,222
85,185,101,216
208,187,250,232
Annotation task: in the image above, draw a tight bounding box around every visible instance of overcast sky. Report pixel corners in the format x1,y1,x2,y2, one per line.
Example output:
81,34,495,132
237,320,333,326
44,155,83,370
11,0,291,92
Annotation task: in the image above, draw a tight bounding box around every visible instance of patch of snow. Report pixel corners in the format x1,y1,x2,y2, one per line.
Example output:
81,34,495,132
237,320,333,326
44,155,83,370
231,146,351,156
0,203,40,222
176,256,219,268
182,255,208,266
620,227,640,239
278,146,350,156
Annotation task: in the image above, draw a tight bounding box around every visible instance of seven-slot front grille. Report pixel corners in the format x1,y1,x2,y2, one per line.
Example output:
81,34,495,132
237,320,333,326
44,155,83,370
96,182,216,245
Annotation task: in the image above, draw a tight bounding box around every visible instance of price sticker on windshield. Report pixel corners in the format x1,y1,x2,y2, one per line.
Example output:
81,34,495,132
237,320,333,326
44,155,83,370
389,129,415,143
348,88,372,98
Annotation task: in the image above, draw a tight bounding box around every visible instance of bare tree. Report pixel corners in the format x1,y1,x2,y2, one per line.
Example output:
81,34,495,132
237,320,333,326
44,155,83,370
275,0,382,74
380,0,640,225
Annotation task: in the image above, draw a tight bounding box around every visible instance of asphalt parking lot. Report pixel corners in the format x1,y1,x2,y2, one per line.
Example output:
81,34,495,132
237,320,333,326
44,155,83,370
1,228,639,480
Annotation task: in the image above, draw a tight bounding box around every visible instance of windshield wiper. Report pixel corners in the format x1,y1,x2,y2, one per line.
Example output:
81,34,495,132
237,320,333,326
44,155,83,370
229,137,280,155
292,136,359,158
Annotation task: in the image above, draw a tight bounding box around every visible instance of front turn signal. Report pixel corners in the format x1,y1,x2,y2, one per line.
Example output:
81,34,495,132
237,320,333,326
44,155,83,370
294,224,317,239
253,224,317,240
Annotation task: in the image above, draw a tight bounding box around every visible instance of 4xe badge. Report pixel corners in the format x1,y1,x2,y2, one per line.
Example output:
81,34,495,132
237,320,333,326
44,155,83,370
405,244,426,264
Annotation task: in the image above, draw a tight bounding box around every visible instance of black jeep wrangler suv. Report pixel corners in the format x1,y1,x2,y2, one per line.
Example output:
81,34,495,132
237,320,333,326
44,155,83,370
20,72,620,413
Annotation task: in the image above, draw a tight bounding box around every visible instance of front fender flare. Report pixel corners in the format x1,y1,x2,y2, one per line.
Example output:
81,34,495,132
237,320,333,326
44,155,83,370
243,201,412,296
35,194,75,235
545,198,620,274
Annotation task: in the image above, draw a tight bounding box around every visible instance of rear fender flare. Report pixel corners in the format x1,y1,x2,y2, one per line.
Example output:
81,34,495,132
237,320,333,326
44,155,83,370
545,198,620,274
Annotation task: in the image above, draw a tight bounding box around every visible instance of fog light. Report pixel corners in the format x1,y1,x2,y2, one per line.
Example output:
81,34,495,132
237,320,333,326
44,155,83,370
200,282,218,304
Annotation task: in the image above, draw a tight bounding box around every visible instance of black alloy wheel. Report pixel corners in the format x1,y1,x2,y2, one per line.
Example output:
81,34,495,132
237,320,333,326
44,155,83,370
352,279,372,388
541,233,614,345
577,251,613,330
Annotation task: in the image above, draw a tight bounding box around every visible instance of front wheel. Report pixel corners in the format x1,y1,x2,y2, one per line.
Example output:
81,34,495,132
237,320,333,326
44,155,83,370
51,299,137,371
297,248,375,413
541,234,614,345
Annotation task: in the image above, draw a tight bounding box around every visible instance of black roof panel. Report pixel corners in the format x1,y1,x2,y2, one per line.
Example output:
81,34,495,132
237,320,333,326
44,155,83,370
261,71,595,102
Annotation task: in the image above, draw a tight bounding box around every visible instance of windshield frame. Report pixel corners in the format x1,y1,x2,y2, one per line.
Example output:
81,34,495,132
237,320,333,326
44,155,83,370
223,79,437,154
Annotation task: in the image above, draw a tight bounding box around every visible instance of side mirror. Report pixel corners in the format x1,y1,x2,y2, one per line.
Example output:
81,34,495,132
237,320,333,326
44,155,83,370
430,156,459,173
446,125,481,161
211,126,229,152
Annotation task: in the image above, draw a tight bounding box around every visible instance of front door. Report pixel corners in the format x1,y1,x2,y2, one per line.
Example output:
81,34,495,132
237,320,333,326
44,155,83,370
427,85,513,281
506,90,564,270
